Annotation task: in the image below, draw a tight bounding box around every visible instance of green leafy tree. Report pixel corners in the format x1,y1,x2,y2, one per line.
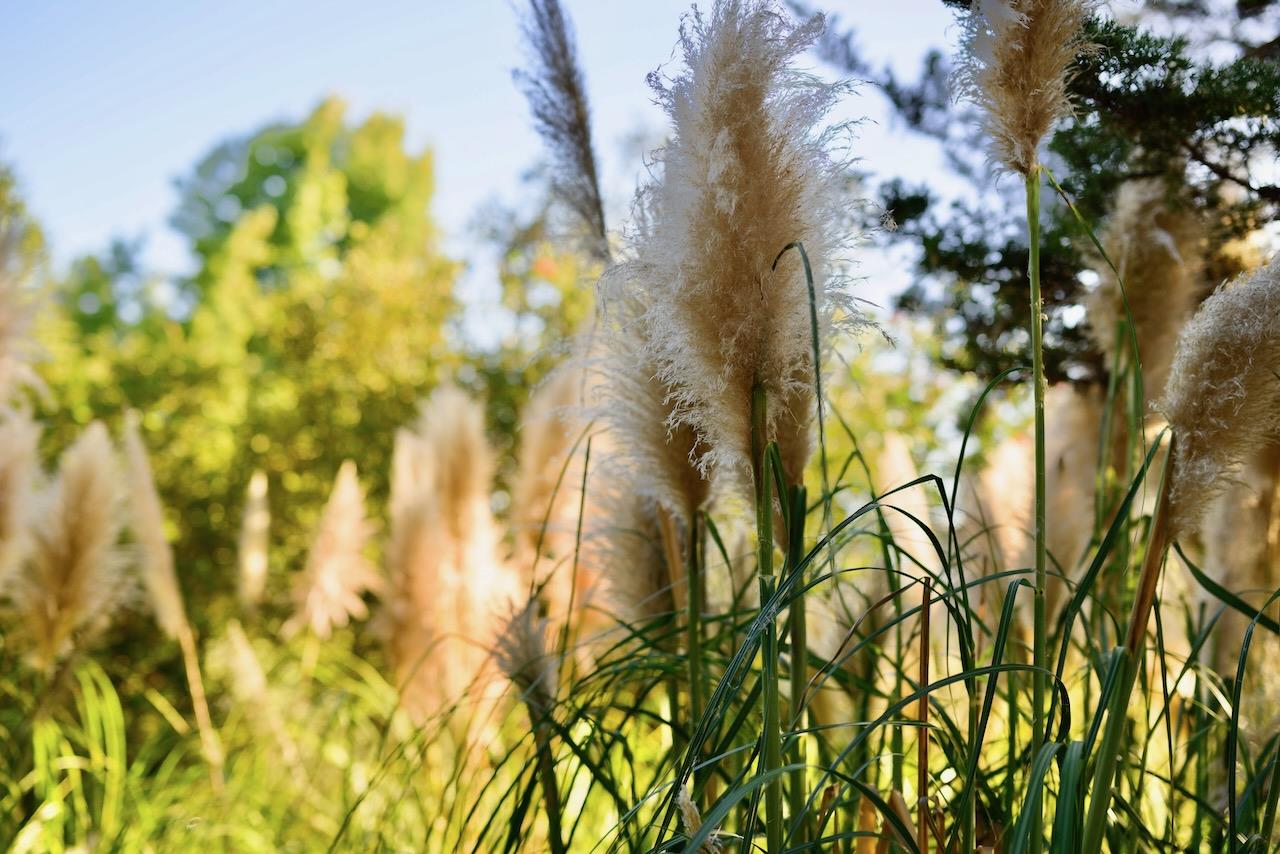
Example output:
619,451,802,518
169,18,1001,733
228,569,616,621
37,98,460,618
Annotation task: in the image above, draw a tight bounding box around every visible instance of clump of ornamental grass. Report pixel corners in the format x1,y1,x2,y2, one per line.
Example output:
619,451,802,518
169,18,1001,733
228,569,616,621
619,0,861,494
0,408,39,592
384,385,516,720
955,0,1095,175
287,460,380,638
1159,256,1280,538
11,422,129,671
237,470,270,611
513,0,609,262
1086,255,1280,849
1087,177,1204,406
617,6,865,843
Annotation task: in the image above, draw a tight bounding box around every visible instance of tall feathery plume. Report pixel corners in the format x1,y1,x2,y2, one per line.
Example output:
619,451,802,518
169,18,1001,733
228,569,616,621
12,422,128,671
955,0,1094,176
121,411,187,639
1039,383,1102,619
511,364,594,565
1159,256,1280,539
237,471,270,610
1199,447,1280,677
1086,177,1204,407
593,490,675,625
513,0,609,263
510,363,607,631
592,290,710,534
625,0,859,492
288,460,380,638
121,410,224,789
0,408,39,593
956,433,1033,617
494,596,566,854
385,385,516,720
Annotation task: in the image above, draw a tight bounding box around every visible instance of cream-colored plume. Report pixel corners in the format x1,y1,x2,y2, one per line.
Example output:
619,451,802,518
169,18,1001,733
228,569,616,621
956,0,1095,174
384,385,516,719
0,408,39,593
493,596,560,721
288,460,380,638
511,364,594,563
1198,446,1280,676
1087,178,1204,405
592,490,675,625
611,0,861,494
1041,383,1101,614
957,433,1033,615
12,421,129,670
1160,256,1280,538
876,433,939,588
122,411,188,640
237,471,270,609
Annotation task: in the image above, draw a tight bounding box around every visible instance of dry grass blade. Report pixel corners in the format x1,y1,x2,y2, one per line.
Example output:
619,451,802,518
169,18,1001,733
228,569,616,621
289,460,380,638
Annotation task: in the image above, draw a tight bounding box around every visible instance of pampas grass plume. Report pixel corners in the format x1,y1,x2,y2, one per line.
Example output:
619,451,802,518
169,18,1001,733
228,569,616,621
494,596,559,719
1160,256,1280,538
289,460,380,638
956,0,1094,174
385,384,515,717
122,411,188,640
620,0,860,491
237,471,270,609
1087,178,1204,403
14,421,128,670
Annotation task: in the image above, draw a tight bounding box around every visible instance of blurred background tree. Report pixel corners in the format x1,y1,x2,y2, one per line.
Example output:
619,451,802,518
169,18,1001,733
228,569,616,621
33,98,460,623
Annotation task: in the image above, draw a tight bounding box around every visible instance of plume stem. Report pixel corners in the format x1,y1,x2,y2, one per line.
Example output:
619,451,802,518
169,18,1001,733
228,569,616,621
751,382,784,853
787,483,809,845
178,623,225,795
1026,166,1049,852
686,511,705,785
1084,439,1174,850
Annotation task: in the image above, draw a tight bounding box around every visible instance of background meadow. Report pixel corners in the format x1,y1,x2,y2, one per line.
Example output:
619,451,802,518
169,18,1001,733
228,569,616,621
1,0,1279,851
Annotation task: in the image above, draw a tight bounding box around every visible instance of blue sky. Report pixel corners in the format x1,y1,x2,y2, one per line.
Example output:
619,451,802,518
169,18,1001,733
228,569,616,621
0,1,962,316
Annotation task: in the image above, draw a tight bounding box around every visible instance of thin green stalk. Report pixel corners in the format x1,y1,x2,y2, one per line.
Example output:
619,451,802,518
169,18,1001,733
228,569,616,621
751,383,783,854
1026,166,1048,853
787,483,808,845
687,512,705,781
